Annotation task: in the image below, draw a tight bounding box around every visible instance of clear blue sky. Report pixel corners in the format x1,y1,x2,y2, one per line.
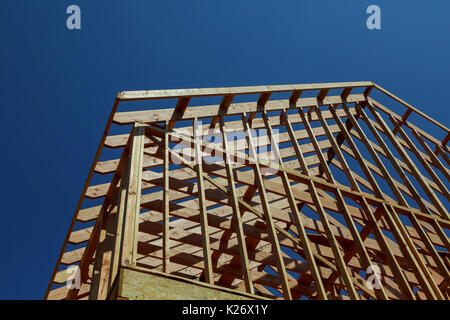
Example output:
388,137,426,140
0,1,448,299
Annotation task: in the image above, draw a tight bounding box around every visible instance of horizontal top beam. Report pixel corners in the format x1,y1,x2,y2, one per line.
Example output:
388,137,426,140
116,81,374,101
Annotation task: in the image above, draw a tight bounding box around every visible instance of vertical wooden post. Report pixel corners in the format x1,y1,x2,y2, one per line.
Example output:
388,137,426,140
163,120,170,274
193,118,214,284
121,122,145,266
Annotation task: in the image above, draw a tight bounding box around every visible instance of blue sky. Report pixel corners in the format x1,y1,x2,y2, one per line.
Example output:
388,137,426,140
0,1,448,299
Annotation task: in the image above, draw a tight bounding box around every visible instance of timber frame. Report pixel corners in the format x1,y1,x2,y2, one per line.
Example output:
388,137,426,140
45,81,450,300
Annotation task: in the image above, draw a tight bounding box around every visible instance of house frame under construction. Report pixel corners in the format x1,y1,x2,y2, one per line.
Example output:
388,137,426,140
44,81,450,300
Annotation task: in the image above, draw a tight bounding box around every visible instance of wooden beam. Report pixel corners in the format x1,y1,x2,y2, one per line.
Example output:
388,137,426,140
168,97,191,130
247,92,271,123
163,120,170,273
209,94,234,128
121,122,145,265
317,89,330,101
193,117,214,284
117,81,373,101
113,94,367,125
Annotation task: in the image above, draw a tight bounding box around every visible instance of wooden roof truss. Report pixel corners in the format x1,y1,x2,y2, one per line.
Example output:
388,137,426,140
44,81,450,300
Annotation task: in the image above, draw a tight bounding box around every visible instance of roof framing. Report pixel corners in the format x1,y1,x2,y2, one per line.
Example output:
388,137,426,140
45,82,450,300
